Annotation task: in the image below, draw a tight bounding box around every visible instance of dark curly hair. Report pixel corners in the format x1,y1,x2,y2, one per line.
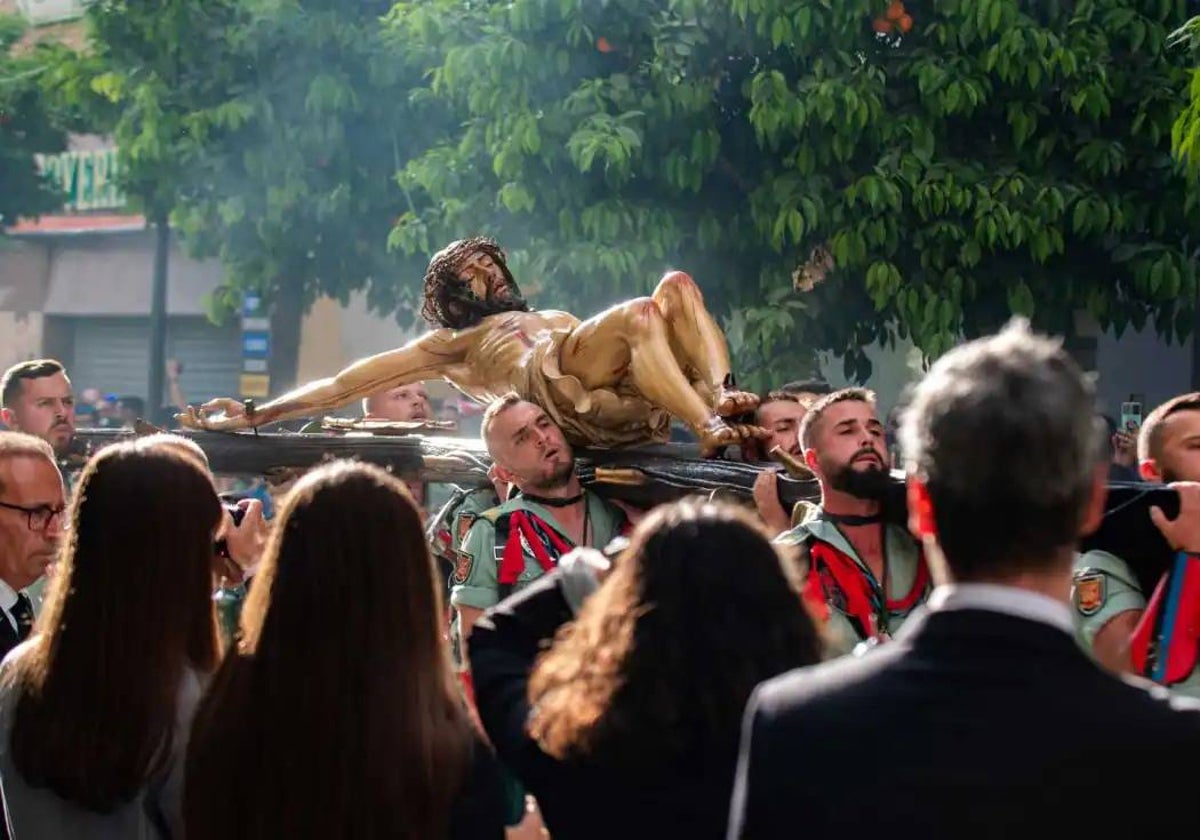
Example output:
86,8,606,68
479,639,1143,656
420,236,529,329
526,499,822,770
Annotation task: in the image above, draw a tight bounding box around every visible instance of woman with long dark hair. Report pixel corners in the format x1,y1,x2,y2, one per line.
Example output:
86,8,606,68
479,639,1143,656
185,460,505,839
468,499,824,839
0,440,222,837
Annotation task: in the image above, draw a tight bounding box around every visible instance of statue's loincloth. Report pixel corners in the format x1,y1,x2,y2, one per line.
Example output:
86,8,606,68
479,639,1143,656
515,328,672,448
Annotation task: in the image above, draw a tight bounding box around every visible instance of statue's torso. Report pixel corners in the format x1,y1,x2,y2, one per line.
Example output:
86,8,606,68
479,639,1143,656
451,310,579,400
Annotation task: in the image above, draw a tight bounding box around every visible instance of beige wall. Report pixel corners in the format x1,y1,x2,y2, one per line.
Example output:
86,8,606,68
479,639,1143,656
0,237,50,372
0,312,45,371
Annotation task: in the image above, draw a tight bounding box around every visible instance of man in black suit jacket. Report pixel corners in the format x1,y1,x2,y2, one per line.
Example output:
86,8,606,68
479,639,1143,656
728,318,1200,839
0,433,65,658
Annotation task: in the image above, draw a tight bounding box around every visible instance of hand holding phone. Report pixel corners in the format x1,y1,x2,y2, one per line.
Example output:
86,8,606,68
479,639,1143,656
1120,399,1143,435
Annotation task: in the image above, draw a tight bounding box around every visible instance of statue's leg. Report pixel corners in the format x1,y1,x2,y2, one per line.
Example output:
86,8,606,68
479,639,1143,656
651,271,758,417
558,297,762,452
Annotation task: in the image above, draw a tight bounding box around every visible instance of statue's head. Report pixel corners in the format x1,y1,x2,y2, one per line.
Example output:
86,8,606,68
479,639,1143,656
421,237,529,329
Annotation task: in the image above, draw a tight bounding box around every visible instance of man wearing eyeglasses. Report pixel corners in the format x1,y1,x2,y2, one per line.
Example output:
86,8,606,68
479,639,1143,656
0,433,66,657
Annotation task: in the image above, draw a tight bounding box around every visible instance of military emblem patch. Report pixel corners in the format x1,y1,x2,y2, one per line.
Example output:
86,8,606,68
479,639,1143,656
453,551,474,584
1073,570,1106,616
455,513,476,548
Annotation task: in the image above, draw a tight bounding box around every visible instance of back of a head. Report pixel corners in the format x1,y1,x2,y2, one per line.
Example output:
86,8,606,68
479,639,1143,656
242,460,441,660
528,499,822,769
10,441,220,812
135,432,210,470
187,459,470,840
899,318,1100,579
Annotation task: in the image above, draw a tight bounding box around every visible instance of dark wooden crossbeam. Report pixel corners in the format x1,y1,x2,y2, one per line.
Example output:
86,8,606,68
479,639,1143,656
68,427,1180,589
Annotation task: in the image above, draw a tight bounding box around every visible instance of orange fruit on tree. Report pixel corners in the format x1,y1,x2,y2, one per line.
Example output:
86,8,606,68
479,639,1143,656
872,17,892,33
898,14,913,32
596,36,614,53
886,1,906,21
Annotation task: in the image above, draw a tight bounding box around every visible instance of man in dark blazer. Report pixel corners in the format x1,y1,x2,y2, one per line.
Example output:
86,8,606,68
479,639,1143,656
728,318,1200,839
0,433,65,657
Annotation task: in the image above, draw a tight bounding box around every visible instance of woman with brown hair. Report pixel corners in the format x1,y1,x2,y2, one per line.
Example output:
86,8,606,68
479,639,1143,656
468,499,824,839
184,460,506,839
0,440,222,837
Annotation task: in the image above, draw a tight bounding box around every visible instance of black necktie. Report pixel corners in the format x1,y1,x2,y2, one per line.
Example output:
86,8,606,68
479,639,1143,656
11,594,33,642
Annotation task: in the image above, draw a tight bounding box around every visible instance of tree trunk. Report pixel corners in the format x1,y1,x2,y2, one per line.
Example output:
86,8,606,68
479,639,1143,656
268,279,304,397
147,211,170,417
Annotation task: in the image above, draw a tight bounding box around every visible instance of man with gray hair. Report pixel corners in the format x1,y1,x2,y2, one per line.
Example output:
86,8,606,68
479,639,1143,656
0,432,66,657
728,319,1200,838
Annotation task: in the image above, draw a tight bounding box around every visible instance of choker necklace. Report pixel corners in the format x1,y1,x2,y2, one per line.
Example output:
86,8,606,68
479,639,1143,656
824,511,883,526
519,491,585,508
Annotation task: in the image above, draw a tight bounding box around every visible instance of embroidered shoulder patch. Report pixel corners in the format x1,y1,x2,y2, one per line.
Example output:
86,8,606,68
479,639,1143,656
452,551,474,584
1072,570,1106,616
455,512,476,547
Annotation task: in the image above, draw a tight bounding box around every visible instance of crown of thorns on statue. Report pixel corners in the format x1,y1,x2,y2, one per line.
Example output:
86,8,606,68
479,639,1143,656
420,236,528,329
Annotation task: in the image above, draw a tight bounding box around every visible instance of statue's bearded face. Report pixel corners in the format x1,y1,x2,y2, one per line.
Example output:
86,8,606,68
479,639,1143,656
455,251,525,314
421,237,530,329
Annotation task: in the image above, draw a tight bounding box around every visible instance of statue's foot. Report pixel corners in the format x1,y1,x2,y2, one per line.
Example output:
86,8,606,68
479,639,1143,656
716,388,759,418
698,417,767,457
176,398,254,432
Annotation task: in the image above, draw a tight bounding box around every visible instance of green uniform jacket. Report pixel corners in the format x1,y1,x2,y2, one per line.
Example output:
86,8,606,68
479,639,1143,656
450,490,627,611
1072,550,1200,699
775,511,928,658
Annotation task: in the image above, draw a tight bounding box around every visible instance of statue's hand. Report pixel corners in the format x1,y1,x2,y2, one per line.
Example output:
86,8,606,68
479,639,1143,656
177,398,252,431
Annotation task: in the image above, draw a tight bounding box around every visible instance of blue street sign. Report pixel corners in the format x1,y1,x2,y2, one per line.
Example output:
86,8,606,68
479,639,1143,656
242,293,263,318
242,331,271,357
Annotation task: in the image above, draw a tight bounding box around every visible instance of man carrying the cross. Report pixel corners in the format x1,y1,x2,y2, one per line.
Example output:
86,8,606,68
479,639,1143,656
451,394,630,647
775,388,930,656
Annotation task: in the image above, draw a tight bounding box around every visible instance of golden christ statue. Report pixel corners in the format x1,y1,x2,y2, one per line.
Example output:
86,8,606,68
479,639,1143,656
179,237,764,451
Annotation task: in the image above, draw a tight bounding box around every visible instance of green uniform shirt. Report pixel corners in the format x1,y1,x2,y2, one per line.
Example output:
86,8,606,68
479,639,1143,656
1071,550,1200,699
775,512,928,658
450,490,627,611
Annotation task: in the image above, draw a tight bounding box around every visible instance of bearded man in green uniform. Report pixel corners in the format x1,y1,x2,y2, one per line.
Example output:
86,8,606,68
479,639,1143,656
450,393,630,649
775,388,930,657
1072,392,1200,697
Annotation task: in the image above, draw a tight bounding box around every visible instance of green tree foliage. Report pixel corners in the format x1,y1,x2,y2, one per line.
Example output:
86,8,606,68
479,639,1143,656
389,0,1200,385
170,0,434,325
1170,14,1200,176
51,0,248,221
0,13,67,229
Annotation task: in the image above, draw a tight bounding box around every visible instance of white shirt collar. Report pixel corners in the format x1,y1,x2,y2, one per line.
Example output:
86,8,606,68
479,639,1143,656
926,583,1075,636
0,578,19,613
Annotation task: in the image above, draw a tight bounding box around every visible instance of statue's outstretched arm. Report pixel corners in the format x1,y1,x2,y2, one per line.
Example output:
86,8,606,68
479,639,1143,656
178,327,474,430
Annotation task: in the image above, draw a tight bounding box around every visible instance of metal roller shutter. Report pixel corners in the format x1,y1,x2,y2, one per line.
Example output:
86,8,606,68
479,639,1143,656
69,316,241,406
168,319,243,404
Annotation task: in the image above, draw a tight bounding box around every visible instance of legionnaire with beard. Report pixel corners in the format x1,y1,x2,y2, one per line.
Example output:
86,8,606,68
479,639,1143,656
450,394,630,649
179,236,766,453
1,361,76,461
775,388,931,656
1072,392,1200,696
